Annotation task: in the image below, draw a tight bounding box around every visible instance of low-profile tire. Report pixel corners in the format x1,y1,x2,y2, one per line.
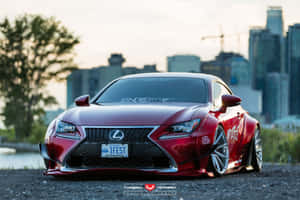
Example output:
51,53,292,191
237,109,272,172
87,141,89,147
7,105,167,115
251,128,263,172
43,159,50,169
208,125,229,176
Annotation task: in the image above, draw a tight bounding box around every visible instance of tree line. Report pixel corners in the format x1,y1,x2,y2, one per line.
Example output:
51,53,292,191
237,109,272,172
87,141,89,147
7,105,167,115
0,14,79,140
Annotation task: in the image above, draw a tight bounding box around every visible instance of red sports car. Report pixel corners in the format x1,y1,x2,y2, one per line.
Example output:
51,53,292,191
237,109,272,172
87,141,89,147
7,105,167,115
40,73,262,177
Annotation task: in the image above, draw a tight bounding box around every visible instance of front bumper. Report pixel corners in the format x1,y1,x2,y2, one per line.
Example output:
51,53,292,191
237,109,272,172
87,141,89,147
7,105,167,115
40,125,214,176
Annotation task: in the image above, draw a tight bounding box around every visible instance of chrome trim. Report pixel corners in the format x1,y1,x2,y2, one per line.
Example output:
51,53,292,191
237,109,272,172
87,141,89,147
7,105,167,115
147,126,178,173
81,125,158,129
55,134,81,140
61,125,178,173
60,166,178,173
159,134,191,140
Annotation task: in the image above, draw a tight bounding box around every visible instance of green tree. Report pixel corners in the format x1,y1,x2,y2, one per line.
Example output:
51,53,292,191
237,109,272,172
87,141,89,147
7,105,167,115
0,15,79,140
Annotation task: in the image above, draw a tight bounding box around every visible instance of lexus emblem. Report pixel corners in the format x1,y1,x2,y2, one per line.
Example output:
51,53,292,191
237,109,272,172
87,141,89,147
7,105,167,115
109,129,125,141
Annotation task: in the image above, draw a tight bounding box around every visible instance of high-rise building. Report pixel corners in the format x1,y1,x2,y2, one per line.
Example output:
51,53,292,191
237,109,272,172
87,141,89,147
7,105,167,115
287,24,300,115
248,7,288,123
266,6,284,36
249,27,264,87
230,85,262,114
66,69,90,107
280,73,289,118
263,73,289,123
266,6,286,73
250,29,281,90
201,61,231,84
227,55,250,85
167,55,201,73
201,52,245,85
66,54,158,107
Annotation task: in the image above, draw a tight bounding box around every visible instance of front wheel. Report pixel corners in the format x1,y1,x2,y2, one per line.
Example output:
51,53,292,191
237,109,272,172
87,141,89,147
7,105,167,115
209,125,229,176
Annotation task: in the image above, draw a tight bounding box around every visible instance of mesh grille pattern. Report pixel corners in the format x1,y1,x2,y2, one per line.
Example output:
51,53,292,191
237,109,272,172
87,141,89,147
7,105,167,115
84,127,153,143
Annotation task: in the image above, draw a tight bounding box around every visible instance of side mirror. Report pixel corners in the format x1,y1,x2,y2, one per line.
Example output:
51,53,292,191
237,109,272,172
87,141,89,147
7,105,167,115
222,94,241,107
75,95,90,106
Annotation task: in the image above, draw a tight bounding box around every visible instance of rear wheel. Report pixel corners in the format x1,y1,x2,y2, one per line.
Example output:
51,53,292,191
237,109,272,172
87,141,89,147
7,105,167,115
251,128,263,171
209,126,229,176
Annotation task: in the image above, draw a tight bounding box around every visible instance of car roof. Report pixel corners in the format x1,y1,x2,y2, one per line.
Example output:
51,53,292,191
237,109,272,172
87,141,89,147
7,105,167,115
120,72,223,83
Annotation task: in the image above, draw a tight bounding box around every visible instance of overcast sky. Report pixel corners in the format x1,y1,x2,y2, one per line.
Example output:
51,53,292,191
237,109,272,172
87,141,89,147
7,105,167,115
1,0,300,109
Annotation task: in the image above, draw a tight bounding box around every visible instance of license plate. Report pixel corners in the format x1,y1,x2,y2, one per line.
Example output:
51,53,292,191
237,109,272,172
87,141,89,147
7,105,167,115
101,144,128,158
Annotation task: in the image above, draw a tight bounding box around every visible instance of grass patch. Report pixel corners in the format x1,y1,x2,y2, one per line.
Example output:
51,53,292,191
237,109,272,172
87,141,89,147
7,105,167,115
261,128,300,163
0,123,47,144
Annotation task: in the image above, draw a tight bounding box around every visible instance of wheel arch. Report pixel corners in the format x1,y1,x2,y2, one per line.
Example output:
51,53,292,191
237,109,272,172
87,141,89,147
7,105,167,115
242,114,261,167
243,114,259,145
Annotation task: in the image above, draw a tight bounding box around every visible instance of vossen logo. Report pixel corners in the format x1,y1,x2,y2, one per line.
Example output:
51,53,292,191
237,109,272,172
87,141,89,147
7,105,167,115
109,129,125,141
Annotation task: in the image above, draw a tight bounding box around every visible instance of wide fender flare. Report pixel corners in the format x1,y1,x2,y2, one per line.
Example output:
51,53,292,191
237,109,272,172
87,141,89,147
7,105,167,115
242,114,259,145
193,114,219,156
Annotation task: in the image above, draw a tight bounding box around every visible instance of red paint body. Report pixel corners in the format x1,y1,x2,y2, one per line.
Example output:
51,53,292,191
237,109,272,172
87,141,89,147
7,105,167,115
42,73,259,177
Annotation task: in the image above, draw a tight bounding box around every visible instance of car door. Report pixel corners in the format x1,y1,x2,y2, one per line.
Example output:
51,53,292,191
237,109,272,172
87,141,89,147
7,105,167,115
212,81,244,164
226,103,245,166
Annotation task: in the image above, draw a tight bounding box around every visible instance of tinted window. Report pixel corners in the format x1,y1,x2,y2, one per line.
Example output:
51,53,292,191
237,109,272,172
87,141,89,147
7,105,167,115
213,82,231,108
96,77,208,104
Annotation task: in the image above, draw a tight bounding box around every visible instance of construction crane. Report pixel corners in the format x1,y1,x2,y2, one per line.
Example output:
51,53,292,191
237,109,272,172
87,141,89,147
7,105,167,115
201,33,226,52
201,26,245,53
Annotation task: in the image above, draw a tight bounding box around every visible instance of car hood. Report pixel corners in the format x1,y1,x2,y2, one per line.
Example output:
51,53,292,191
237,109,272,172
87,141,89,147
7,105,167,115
61,103,209,126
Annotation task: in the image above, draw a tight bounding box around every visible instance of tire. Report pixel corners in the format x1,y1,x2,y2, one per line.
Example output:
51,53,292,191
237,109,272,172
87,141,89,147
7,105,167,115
209,125,229,176
43,158,49,169
251,128,263,172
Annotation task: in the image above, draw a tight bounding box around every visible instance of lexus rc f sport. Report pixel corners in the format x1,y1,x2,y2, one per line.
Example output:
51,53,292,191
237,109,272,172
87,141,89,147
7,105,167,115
40,73,262,177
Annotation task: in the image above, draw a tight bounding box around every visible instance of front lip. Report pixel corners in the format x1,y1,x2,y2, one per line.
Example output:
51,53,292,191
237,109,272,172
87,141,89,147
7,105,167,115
57,125,179,173
45,167,208,177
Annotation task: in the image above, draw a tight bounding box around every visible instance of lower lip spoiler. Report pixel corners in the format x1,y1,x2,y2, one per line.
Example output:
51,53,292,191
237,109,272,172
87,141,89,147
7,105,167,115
60,166,178,173
45,167,208,177
44,166,180,176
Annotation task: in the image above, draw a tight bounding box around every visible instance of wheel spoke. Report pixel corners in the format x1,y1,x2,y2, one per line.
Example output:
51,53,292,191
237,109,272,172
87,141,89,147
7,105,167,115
212,155,220,171
256,148,262,152
256,137,261,143
215,144,227,150
257,152,262,160
215,155,225,168
214,150,227,158
214,132,223,144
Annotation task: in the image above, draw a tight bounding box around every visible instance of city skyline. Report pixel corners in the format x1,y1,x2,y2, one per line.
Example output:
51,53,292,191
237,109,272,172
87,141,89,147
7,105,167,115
2,0,300,108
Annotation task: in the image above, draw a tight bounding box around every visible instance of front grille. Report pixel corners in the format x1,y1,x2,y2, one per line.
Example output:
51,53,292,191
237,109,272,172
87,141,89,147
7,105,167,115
66,127,172,169
84,127,153,143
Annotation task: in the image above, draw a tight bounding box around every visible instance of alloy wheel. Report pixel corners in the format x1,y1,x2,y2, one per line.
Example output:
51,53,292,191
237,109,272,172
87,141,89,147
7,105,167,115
211,126,229,175
253,129,263,170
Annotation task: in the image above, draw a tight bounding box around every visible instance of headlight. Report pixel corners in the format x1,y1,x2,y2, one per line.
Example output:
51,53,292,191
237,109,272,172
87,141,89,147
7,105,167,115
159,119,201,140
55,120,80,139
56,121,76,133
44,120,56,142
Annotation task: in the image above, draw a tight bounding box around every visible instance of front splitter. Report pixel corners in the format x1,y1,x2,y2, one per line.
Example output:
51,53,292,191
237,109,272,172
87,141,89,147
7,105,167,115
44,167,209,177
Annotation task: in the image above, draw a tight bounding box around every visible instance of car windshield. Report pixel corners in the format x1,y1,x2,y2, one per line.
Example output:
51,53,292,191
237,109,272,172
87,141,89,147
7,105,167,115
95,77,208,104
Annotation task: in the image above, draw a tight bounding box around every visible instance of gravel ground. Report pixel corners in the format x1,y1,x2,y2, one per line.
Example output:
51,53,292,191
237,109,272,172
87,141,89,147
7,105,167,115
0,164,299,200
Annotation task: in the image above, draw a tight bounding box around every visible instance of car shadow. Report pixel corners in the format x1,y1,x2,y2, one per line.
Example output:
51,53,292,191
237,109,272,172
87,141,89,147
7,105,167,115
47,172,211,182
